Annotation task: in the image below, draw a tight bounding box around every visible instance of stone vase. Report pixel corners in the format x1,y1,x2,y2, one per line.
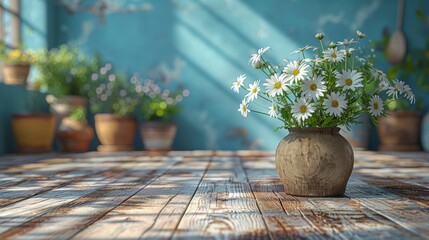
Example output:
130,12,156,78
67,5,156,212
275,127,354,197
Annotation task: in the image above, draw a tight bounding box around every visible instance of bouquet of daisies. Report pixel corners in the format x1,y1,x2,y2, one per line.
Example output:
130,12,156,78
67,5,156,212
231,31,415,129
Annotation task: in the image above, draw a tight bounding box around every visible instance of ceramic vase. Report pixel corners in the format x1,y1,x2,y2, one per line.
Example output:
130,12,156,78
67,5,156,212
275,127,354,197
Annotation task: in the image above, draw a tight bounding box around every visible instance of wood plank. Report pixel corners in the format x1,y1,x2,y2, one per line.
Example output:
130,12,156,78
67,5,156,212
172,156,269,239
240,155,422,240
346,178,429,237
0,163,119,207
356,177,429,206
71,156,211,239
0,155,175,238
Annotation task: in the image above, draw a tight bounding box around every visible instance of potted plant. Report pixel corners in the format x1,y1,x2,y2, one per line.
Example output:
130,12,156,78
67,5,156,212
12,91,56,153
231,31,413,196
34,45,98,121
0,43,36,85
138,79,189,151
58,106,94,152
89,63,138,152
373,13,426,151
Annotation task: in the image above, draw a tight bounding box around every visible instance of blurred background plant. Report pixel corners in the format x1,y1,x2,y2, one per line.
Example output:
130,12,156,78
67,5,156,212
34,45,99,98
88,63,139,116
0,42,36,64
68,106,88,122
373,7,428,111
136,79,189,121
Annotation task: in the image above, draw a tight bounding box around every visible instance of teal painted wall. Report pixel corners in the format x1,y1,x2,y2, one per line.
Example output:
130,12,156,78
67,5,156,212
1,0,428,154
51,0,429,150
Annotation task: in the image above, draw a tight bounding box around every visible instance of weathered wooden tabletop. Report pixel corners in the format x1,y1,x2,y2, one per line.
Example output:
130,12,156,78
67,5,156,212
0,150,428,239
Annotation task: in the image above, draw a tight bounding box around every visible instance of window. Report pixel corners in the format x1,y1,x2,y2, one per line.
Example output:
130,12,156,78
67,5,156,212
0,0,21,49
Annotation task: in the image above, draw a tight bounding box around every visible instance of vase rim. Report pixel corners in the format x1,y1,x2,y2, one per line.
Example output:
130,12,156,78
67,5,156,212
288,127,340,133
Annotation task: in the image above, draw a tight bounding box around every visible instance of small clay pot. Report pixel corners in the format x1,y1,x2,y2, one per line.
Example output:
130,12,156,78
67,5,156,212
2,63,31,85
94,114,136,152
140,121,177,151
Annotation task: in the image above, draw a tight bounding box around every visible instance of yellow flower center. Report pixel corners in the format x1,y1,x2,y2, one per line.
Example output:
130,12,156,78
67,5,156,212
394,87,399,92
292,69,300,76
331,53,337,58
310,84,317,91
236,81,241,86
331,100,339,108
274,81,282,89
273,106,277,111
299,105,307,113
242,105,247,111
374,102,379,110
345,78,353,86
252,88,257,93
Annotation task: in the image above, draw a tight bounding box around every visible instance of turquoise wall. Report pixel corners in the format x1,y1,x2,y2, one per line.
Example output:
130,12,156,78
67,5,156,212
1,0,428,154
51,0,429,150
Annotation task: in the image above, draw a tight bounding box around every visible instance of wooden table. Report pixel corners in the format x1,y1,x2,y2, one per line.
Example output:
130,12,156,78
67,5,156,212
0,150,428,239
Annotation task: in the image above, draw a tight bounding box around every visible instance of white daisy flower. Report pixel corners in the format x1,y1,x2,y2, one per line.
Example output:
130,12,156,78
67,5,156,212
231,74,245,93
268,104,278,118
337,38,357,47
323,92,348,117
290,45,314,55
378,80,390,91
263,74,288,97
356,30,366,38
249,47,270,69
336,70,363,91
373,69,387,81
292,97,315,123
386,80,405,99
368,95,384,117
323,48,345,63
341,48,355,57
283,60,309,84
245,80,261,102
315,33,325,40
301,75,327,101
403,84,415,104
238,99,250,118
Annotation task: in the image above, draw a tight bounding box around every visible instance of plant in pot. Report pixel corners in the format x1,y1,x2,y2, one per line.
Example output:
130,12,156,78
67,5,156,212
137,79,189,151
88,63,138,152
34,45,99,122
373,13,427,151
231,31,414,196
12,91,56,153
58,106,94,152
0,43,36,85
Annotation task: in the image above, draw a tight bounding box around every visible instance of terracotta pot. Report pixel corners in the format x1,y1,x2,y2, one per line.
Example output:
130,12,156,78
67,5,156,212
140,121,177,151
46,95,88,128
12,113,56,153
377,111,421,151
2,63,31,85
275,127,354,197
94,114,136,152
58,118,94,152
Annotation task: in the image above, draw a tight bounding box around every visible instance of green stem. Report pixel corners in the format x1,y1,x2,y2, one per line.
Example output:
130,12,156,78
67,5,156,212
249,109,270,117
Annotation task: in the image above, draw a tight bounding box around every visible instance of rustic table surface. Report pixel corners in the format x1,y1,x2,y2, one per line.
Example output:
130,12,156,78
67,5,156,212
0,150,427,239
